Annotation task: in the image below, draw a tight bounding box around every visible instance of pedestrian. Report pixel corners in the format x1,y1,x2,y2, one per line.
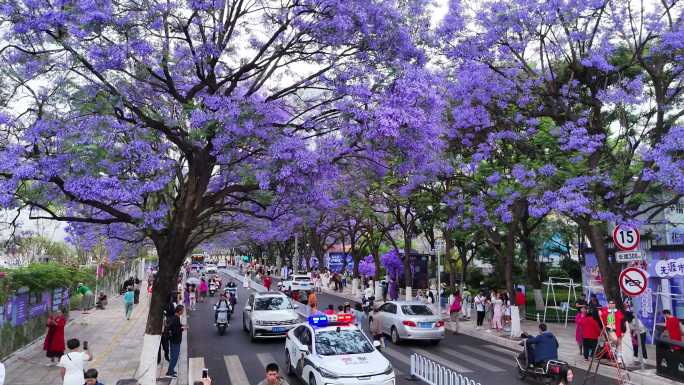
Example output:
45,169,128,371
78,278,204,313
449,290,462,335
492,293,503,332
308,291,318,313
600,299,625,360
58,338,93,385
84,368,104,385
44,310,66,365
485,297,493,329
515,288,526,319
263,272,272,291
124,286,135,320
626,312,647,359
581,310,601,361
160,293,177,364
77,283,94,313
256,362,284,385
192,377,212,385
381,280,388,302
389,278,398,301
588,294,600,313
324,304,335,315
353,303,366,329
662,309,682,347
166,305,187,378
575,306,588,356
133,278,141,304
371,308,383,346
462,287,472,320
474,291,486,329
95,292,108,309
189,284,197,311
199,279,208,303
575,293,588,311
243,272,250,289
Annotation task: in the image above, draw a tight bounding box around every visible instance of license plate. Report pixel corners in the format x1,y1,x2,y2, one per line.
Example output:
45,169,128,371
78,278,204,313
418,322,433,328
272,327,286,332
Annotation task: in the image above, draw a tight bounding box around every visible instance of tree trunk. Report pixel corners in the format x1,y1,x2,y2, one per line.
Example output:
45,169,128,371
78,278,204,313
523,236,541,289
504,225,516,302
403,232,412,288
137,241,187,385
584,222,621,302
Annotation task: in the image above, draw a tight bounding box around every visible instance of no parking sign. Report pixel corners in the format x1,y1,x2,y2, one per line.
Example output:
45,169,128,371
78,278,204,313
619,267,648,297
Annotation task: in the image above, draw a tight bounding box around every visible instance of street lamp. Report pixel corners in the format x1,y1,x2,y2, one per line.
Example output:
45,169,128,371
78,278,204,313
433,240,446,316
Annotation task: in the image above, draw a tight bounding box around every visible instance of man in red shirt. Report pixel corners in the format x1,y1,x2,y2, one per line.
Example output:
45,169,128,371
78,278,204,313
600,300,625,360
515,288,526,317
663,309,682,347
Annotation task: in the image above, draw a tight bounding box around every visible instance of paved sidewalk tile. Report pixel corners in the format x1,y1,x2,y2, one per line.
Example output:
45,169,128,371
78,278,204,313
2,287,154,385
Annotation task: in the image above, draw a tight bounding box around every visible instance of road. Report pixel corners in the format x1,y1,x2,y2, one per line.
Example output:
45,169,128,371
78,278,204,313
186,269,613,385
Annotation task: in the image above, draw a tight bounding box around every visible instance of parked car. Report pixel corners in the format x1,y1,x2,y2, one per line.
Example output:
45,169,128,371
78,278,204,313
243,292,301,341
369,301,444,344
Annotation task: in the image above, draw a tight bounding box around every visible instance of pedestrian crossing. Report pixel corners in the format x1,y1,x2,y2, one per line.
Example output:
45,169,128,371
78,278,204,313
187,342,522,385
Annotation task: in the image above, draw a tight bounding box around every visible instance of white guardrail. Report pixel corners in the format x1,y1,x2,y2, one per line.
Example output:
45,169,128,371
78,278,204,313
410,353,482,385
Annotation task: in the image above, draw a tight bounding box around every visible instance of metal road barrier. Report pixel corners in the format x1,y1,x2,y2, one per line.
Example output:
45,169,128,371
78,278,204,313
410,353,482,385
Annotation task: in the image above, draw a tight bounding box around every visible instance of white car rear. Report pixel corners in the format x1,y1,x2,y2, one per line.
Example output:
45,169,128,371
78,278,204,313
283,274,312,291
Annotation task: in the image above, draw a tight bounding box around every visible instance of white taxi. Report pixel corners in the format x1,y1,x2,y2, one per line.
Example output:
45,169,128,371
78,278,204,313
284,313,395,385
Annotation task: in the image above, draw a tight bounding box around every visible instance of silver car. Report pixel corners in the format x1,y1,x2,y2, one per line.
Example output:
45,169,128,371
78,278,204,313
242,292,301,341
370,301,445,345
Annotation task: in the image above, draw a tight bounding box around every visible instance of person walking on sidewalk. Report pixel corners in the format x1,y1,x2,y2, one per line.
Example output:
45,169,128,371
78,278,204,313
462,287,472,320
58,338,93,385
474,291,486,329
492,293,503,332
77,283,94,314
575,306,588,356
166,305,187,378
626,311,648,359
44,310,66,365
581,309,601,361
123,286,135,320
449,290,462,334
133,278,141,304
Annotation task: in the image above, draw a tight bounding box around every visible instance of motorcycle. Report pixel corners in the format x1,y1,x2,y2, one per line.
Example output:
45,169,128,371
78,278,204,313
214,304,231,335
225,286,237,302
209,283,217,297
514,337,574,385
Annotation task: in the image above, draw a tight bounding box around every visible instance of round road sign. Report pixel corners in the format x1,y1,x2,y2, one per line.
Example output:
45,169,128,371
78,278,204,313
613,224,640,251
619,267,648,297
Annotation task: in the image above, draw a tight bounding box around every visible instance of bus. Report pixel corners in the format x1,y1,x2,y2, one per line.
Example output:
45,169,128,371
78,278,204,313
191,253,207,269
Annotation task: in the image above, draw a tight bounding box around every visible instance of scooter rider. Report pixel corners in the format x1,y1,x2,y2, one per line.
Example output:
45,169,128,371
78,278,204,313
214,293,231,323
524,323,559,367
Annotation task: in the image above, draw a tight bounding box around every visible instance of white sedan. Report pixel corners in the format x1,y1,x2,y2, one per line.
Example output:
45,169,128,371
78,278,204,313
285,314,395,385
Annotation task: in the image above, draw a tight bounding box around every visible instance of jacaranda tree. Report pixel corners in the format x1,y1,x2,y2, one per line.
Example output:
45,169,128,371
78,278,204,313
0,0,429,382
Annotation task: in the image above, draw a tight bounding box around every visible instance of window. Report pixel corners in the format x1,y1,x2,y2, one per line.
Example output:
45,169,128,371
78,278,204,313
401,305,434,316
299,328,312,348
379,303,394,313
294,325,307,339
314,329,374,356
254,296,293,311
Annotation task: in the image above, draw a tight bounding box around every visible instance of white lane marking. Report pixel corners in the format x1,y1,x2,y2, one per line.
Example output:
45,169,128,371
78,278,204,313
188,356,206,385
459,345,516,366
256,352,290,385
224,355,250,385
484,344,518,355
437,346,506,371
412,347,474,373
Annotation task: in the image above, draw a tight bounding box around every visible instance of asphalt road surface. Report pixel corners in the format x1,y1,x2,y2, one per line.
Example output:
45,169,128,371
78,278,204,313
186,269,613,385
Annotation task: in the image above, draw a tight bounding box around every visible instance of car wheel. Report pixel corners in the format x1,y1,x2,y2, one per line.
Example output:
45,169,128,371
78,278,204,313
285,350,295,376
309,373,316,385
391,327,401,345
250,322,257,342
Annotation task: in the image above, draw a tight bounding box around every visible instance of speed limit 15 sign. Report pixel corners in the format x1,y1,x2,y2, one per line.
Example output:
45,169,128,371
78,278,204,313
613,224,640,251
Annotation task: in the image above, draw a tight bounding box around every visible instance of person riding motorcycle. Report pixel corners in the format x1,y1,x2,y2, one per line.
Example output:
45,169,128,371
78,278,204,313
214,293,232,323
226,280,237,288
524,323,559,367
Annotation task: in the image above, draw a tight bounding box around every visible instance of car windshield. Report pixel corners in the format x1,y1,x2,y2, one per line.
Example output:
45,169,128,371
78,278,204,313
401,305,433,316
254,297,292,311
294,277,310,281
315,329,374,356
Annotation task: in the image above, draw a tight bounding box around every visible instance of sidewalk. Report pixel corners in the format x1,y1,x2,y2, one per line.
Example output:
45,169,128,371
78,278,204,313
319,285,678,385
2,284,185,385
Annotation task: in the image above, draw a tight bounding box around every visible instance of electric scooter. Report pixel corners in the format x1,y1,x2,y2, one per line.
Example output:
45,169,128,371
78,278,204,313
514,338,574,385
